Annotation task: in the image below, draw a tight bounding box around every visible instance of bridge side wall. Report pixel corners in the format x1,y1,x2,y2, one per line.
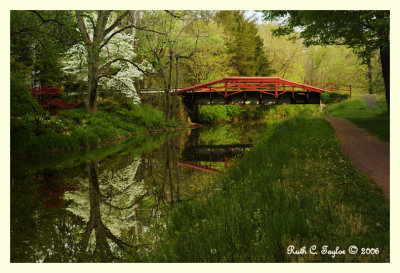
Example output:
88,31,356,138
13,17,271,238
181,92,321,105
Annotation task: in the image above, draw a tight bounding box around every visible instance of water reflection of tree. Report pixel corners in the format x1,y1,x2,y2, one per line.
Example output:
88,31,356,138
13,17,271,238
74,140,186,259
12,129,229,261
65,157,147,261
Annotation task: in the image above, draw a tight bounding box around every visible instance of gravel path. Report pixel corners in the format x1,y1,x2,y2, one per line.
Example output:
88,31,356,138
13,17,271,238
363,94,379,109
324,116,389,198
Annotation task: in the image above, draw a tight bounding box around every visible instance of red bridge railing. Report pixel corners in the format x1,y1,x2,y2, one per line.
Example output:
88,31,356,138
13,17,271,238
177,77,351,97
301,81,352,95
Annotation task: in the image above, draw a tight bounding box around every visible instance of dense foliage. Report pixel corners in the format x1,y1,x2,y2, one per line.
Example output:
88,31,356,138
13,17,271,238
11,10,80,87
11,105,179,156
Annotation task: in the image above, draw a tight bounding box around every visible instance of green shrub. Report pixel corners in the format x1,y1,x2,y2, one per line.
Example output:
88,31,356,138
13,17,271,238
321,92,350,104
11,103,176,156
117,104,166,129
199,105,241,123
98,98,121,112
10,72,44,117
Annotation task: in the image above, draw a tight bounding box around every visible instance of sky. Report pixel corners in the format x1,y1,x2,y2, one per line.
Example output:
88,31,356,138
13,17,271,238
244,10,265,24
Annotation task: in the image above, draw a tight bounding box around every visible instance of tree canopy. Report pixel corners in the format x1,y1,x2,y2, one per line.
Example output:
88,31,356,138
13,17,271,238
10,10,387,118
262,10,390,111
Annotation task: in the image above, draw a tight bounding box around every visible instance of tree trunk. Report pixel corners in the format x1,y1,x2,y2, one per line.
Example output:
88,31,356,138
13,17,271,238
379,44,390,114
130,11,137,48
165,49,173,121
87,46,100,114
170,57,179,121
165,89,170,122
165,139,174,205
367,57,373,94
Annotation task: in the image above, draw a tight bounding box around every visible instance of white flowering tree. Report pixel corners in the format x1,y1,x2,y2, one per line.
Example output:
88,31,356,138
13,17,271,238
63,11,151,113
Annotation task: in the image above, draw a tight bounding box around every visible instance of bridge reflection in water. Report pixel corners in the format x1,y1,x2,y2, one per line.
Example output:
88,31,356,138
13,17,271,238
179,144,253,173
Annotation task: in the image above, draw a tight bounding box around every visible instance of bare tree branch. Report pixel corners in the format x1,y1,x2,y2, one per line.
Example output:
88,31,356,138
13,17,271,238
104,225,132,249
98,58,153,76
176,28,200,59
75,11,92,45
80,13,96,33
96,11,111,41
103,194,148,211
11,28,54,38
164,10,183,19
100,24,166,50
81,217,94,255
28,10,65,26
103,11,129,38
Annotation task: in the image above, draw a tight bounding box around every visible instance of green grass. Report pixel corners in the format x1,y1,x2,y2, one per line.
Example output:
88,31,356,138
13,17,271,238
135,114,389,262
263,104,319,117
11,104,183,156
323,97,389,142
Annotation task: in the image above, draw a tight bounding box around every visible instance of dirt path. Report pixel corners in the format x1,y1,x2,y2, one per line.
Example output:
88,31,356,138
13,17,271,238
324,116,390,198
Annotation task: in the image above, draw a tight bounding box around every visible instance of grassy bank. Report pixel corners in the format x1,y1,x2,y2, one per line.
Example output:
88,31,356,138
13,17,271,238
323,97,389,142
136,114,389,262
11,105,183,156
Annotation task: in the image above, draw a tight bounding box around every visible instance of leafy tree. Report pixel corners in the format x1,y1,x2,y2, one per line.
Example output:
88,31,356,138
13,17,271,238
184,21,233,83
215,10,273,76
11,10,79,86
258,23,304,80
258,22,384,94
136,10,204,121
10,69,43,117
262,10,390,112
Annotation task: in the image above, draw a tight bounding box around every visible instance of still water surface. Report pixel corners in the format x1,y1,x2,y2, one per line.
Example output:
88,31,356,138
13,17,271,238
11,121,271,262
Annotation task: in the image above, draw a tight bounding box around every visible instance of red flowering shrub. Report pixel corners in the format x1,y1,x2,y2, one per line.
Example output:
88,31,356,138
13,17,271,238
29,84,78,115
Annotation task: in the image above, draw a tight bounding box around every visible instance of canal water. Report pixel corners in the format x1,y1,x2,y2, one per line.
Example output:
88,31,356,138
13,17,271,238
11,120,272,262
